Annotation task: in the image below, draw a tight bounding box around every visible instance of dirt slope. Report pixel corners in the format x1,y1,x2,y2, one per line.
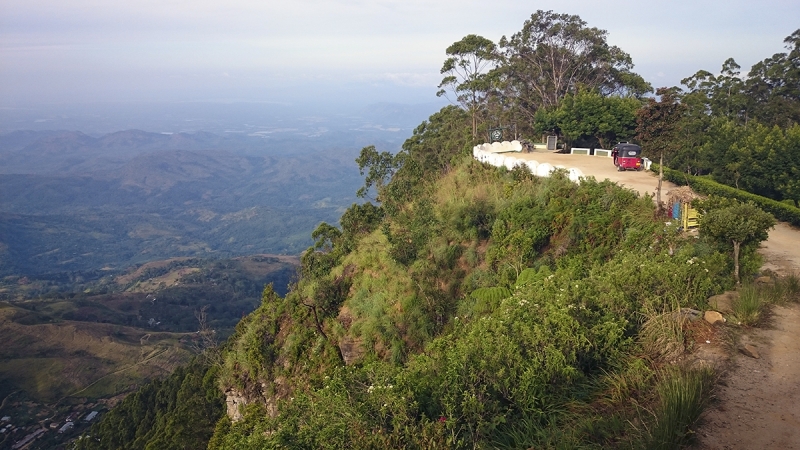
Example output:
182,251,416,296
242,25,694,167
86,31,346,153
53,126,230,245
513,150,800,449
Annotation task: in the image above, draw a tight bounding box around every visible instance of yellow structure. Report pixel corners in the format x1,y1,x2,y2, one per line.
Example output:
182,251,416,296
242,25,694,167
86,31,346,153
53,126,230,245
681,203,700,229
668,187,701,230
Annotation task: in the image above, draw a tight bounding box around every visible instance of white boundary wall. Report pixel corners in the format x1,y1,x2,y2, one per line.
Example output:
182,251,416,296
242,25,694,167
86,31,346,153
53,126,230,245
472,143,585,183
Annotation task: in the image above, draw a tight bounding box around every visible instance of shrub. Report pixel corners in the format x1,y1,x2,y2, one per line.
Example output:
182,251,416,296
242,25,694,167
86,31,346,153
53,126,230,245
643,367,715,450
462,286,513,317
639,311,687,363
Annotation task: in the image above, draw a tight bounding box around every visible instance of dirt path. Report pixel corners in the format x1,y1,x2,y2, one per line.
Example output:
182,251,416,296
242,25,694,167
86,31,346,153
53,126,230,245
692,224,800,450
514,150,800,449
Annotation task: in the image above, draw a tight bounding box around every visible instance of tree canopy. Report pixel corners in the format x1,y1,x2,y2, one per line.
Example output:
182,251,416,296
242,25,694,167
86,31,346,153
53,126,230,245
497,10,650,124
437,34,498,137
634,29,800,207
698,198,775,284
536,88,640,148
436,10,650,139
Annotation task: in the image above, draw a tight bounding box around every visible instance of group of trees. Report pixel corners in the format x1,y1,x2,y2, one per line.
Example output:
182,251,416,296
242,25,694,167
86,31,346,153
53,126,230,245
75,359,223,450
436,13,799,208
635,31,800,206
436,10,651,141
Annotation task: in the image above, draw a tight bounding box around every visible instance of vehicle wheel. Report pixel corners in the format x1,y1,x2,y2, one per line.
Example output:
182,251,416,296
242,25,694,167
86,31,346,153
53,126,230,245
617,166,624,171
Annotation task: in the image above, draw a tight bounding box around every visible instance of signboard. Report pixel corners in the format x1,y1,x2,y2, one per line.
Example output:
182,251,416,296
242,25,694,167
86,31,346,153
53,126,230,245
489,128,503,143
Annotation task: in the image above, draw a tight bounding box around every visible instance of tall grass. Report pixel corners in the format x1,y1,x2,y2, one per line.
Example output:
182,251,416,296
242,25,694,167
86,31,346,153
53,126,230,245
729,275,800,326
780,272,800,302
643,367,715,450
639,311,686,362
731,284,762,326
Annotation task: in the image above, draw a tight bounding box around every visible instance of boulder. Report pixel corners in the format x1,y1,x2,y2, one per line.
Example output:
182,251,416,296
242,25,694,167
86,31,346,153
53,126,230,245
708,292,737,314
739,344,761,359
536,163,554,177
704,310,726,325
225,388,247,422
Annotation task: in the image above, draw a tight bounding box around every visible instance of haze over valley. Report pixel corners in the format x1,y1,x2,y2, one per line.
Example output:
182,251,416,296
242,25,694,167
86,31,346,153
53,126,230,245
0,102,442,284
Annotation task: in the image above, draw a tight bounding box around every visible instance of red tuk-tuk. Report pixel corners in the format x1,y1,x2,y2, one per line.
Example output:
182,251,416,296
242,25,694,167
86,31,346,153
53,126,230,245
612,143,643,171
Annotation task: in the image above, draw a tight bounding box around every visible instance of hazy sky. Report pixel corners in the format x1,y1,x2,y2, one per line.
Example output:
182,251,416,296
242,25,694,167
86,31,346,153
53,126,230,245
1,0,798,108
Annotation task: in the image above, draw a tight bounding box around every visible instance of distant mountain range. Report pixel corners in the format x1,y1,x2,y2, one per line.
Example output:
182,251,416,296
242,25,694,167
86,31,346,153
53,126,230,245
0,128,371,281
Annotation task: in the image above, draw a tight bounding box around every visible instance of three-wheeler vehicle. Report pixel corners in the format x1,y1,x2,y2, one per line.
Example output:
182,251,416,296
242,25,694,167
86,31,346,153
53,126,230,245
612,143,643,171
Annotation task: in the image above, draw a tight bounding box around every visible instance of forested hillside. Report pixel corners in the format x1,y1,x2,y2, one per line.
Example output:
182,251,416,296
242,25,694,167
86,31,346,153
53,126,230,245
76,10,798,450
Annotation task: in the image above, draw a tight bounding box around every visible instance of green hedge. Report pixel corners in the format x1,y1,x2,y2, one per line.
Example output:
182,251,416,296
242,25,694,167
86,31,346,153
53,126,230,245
651,164,800,226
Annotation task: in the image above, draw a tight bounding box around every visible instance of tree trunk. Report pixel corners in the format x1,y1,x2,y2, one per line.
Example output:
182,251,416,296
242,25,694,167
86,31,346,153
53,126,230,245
733,240,741,285
657,152,664,208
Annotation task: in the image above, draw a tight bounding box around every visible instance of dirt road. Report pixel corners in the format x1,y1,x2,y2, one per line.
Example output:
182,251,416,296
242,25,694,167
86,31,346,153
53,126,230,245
514,150,800,449
513,150,678,199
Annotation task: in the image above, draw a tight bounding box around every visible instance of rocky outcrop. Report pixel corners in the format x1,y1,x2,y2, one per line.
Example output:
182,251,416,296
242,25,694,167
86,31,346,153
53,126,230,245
339,335,366,366
224,388,247,422
224,377,288,422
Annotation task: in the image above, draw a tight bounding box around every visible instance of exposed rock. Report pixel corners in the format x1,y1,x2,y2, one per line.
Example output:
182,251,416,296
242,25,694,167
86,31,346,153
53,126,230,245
708,292,737,314
704,310,726,325
339,336,366,365
225,388,247,422
739,344,761,359
677,308,702,321
755,276,774,284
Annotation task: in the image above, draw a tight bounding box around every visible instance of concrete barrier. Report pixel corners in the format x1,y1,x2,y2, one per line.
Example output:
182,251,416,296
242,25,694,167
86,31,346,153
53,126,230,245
536,163,554,177
568,168,584,182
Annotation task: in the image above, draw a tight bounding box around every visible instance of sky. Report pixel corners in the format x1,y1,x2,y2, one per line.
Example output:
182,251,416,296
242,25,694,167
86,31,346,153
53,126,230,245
1,0,799,110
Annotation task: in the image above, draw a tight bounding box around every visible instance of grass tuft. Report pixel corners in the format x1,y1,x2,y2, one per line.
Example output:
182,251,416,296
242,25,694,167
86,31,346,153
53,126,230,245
639,311,686,363
643,367,715,450
731,284,762,326
780,272,800,302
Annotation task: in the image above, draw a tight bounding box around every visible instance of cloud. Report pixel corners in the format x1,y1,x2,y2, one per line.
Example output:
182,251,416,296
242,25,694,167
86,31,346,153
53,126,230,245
2,0,799,105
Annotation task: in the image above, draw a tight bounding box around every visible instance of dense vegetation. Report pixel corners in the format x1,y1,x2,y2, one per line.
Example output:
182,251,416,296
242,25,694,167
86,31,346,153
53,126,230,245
203,108,746,448
74,358,224,450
